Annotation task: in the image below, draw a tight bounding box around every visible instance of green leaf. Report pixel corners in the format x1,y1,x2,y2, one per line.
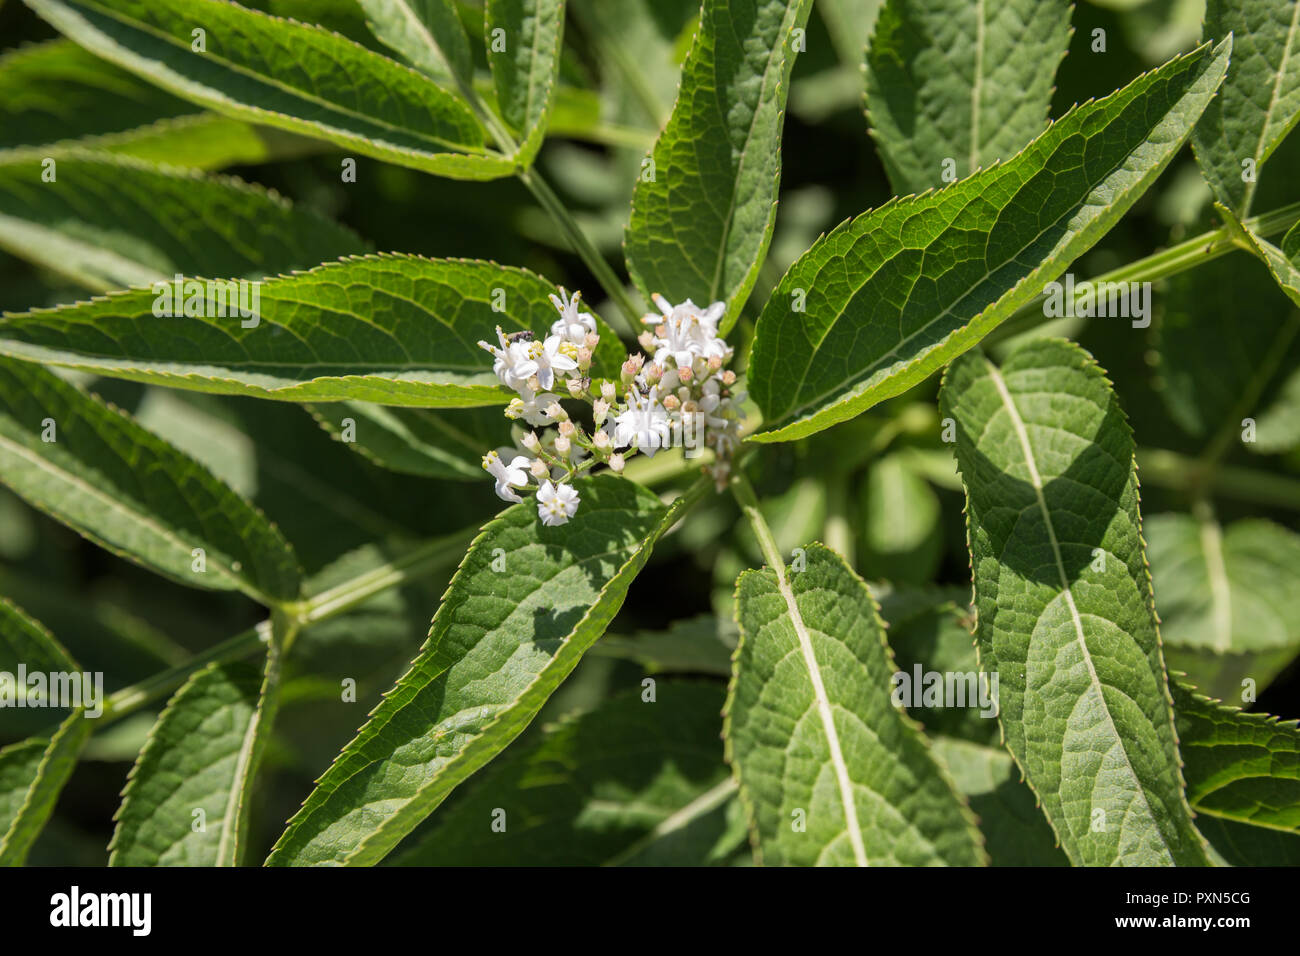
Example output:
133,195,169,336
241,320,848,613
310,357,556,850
487,0,565,167
929,736,1067,866
267,474,700,865
858,454,943,585
725,542,985,865
750,40,1231,443
1147,514,1300,701
1200,815,1300,865
1154,249,1300,452
624,0,815,333
1228,206,1300,309
1173,680,1300,834
864,0,1072,195
0,39,314,170
819,0,885,67
594,614,736,677
307,402,512,480
24,0,516,180
0,359,301,604
941,338,1210,865
875,585,999,746
358,0,474,85
0,709,91,866
0,154,366,292
0,600,90,866
1192,0,1300,216
108,660,265,865
392,681,742,866
0,256,624,406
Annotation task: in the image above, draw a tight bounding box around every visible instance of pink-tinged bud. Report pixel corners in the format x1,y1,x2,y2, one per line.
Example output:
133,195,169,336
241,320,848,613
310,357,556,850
522,432,541,451
593,399,610,424
600,381,616,402
608,453,625,473
708,355,723,371
620,354,644,384
555,434,571,455
530,458,549,479
584,331,599,350
593,430,611,450
721,370,736,386
546,402,567,421
662,394,681,411
638,331,656,351
566,377,585,397
644,363,663,384
558,420,576,437
678,365,694,382
577,347,592,369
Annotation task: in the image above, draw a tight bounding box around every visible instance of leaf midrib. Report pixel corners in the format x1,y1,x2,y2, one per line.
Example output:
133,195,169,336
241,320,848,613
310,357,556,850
767,561,869,866
984,357,1168,860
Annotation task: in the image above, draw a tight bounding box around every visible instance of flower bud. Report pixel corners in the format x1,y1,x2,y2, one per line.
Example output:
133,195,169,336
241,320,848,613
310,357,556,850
558,420,576,437
608,453,625,473
546,402,567,421
584,331,600,350
662,394,681,411
593,430,611,450
566,377,586,397
678,364,693,383
721,370,736,386
577,347,592,370
530,458,549,479
593,399,610,425
522,431,540,451
708,354,723,371
600,381,616,402
555,434,571,455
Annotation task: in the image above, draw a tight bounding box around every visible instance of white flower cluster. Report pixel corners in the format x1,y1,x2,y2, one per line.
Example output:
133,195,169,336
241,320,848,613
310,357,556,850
478,290,743,526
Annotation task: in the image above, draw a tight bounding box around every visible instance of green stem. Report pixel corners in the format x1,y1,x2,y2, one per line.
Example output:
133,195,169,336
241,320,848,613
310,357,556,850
86,526,479,731
731,469,785,572
1137,448,1300,511
517,166,643,335
989,200,1300,345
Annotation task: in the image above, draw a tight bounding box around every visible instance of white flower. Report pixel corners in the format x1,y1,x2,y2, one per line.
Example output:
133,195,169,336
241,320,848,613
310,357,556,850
548,288,596,345
533,334,579,391
482,450,531,503
505,388,560,427
477,326,538,393
537,480,580,526
644,294,733,370
613,386,672,457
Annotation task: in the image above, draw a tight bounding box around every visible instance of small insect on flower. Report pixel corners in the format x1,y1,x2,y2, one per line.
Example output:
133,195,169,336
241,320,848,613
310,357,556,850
536,480,580,526
482,450,531,503
478,326,538,393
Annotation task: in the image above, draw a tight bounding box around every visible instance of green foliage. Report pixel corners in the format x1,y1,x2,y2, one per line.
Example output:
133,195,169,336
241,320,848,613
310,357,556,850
942,339,1209,865
748,40,1230,442
726,543,984,865
865,0,1072,195
1,0,1298,871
